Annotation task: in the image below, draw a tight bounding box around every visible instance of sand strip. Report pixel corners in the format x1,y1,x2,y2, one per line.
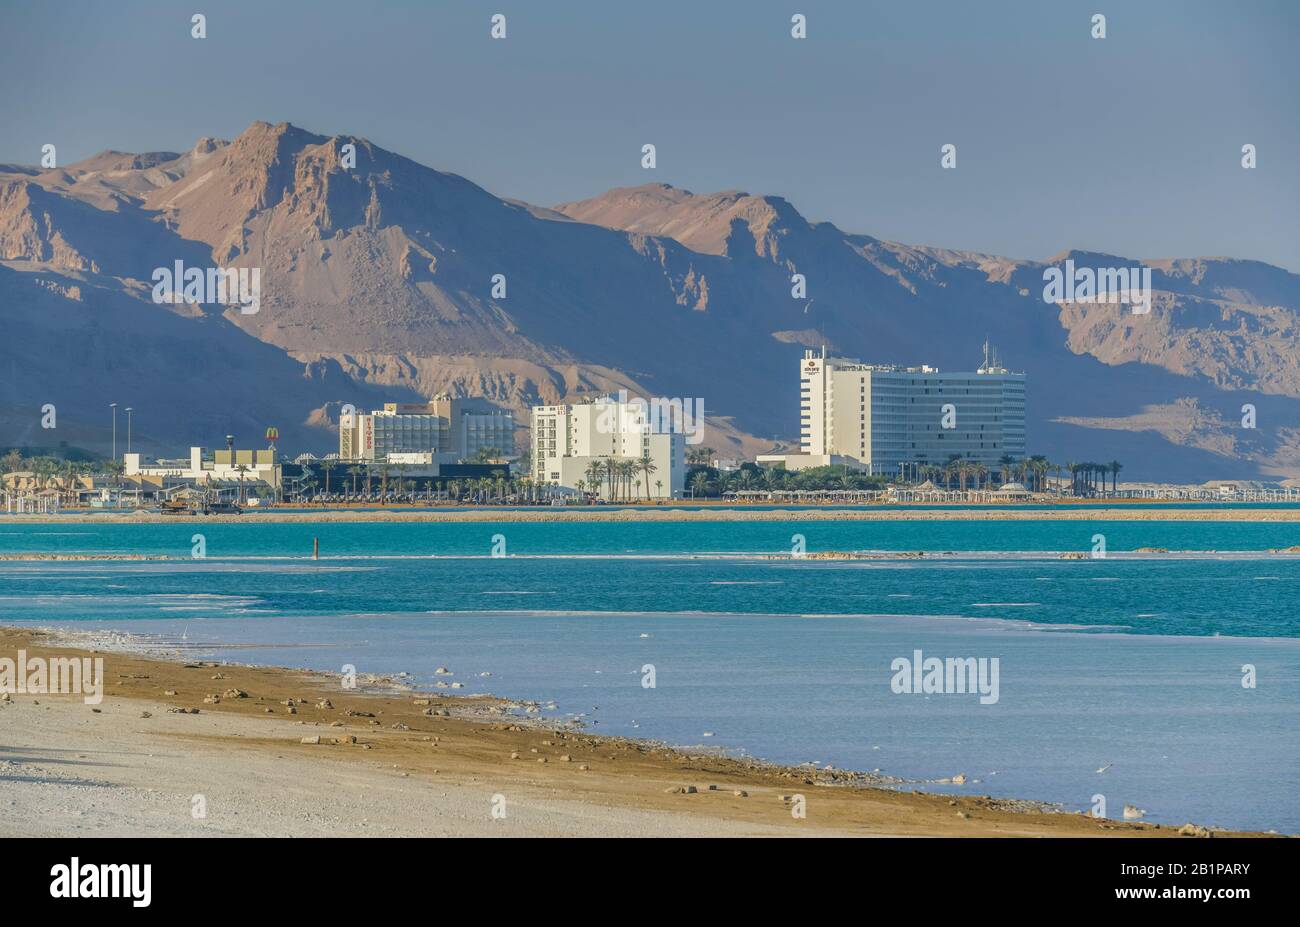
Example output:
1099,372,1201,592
0,627,1250,838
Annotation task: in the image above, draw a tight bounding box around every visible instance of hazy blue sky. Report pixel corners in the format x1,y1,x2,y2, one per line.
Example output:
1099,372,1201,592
3,0,1296,269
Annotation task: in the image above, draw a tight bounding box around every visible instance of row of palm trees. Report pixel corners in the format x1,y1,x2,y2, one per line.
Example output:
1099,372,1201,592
1066,459,1124,496
688,465,888,497
302,444,511,499
907,455,1124,495
0,453,116,506
581,455,663,501
681,453,1125,497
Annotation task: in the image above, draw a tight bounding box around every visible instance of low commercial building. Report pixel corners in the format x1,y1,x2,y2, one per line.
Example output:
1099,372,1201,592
124,446,281,488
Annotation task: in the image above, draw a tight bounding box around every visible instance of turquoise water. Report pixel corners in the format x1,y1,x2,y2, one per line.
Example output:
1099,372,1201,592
3,520,1299,638
2,518,1298,832
6,517,1300,554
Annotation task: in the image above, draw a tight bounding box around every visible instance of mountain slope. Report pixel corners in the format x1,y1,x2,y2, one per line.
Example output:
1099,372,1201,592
556,185,1300,480
2,124,1298,479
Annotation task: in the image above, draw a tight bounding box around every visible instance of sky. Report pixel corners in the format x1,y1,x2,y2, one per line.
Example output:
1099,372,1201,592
2,0,1296,269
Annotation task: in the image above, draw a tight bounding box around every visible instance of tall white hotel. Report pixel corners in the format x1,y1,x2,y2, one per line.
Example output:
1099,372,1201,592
531,394,685,499
799,346,1025,475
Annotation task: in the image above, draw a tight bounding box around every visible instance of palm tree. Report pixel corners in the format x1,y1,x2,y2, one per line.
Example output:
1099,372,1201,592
602,457,617,501
953,462,967,491
347,466,361,497
655,478,663,499
584,461,604,500
1065,461,1079,496
639,455,657,500
1028,455,1049,492
998,454,1015,486
1109,460,1123,494
689,471,710,499
686,446,713,467
618,459,638,502
233,463,250,504
944,454,962,490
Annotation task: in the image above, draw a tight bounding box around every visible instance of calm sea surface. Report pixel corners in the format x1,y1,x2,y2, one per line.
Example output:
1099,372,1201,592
2,517,1297,832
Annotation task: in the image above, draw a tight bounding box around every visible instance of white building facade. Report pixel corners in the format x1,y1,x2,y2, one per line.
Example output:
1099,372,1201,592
123,446,280,487
340,396,514,463
800,348,1025,475
531,395,685,499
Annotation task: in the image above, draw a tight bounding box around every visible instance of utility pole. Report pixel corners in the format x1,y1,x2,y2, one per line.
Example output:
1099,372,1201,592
110,403,118,460
125,408,133,454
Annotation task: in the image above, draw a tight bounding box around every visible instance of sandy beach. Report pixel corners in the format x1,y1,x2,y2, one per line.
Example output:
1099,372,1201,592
1,626,1255,838
5,505,1300,525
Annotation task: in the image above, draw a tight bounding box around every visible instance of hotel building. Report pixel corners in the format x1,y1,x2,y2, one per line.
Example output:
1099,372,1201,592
339,395,514,463
531,394,685,499
798,347,1025,475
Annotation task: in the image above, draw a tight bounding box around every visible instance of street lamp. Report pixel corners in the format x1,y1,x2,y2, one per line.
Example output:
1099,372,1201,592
125,408,133,454
110,403,118,460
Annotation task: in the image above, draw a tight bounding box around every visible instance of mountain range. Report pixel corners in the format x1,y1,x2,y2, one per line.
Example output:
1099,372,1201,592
2,120,1298,481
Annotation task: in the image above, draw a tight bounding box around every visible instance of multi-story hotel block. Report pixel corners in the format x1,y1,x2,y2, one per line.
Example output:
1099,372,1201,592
797,347,1025,475
339,395,514,463
531,394,685,499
